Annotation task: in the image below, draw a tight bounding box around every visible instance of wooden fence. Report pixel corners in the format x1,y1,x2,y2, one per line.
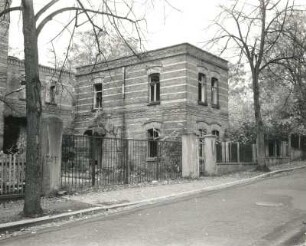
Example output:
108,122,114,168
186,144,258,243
0,154,26,198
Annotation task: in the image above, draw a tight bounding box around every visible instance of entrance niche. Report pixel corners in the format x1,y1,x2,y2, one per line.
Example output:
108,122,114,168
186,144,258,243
3,116,27,154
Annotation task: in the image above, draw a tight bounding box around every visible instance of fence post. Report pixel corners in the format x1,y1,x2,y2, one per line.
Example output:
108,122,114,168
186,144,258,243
237,142,240,163
182,133,199,178
222,142,226,162
225,142,230,162
288,135,292,160
123,138,130,184
41,116,63,195
252,144,257,163
203,135,217,175
91,138,96,186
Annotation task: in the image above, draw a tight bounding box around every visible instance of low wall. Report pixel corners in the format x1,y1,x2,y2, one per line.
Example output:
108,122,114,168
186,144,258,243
291,148,306,161
265,157,290,167
217,162,257,175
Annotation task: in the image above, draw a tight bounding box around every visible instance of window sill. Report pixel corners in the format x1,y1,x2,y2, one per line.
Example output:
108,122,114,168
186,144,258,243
198,101,207,106
211,104,220,109
147,101,160,106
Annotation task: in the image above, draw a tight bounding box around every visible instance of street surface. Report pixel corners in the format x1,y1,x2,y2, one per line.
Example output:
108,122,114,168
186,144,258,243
1,169,306,246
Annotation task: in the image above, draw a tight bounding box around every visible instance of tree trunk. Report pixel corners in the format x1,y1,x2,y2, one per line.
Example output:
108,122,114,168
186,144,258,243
252,73,269,171
22,0,43,217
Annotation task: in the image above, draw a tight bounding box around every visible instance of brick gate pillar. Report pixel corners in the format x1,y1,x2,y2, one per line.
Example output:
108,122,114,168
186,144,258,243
203,135,217,175
182,133,199,178
41,116,63,195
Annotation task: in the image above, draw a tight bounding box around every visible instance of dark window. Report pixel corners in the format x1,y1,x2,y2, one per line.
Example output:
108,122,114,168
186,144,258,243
94,83,102,109
149,73,160,103
148,128,159,157
212,130,219,137
50,85,56,104
198,73,207,104
211,77,219,107
45,81,57,104
212,130,220,142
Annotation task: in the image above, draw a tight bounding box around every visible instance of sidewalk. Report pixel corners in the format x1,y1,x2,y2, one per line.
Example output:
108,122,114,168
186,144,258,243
0,161,306,235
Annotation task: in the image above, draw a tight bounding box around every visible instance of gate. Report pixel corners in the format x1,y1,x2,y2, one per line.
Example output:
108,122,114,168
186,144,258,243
199,137,205,176
61,135,182,191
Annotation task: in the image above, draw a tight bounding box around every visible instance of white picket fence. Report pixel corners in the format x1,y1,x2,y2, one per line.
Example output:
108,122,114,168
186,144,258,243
0,154,26,197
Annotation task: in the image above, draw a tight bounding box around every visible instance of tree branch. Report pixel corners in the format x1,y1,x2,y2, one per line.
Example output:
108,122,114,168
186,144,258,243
36,6,140,36
0,6,22,19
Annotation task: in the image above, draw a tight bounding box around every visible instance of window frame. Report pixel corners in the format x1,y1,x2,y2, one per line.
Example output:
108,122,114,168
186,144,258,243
211,77,219,108
198,73,207,105
93,80,103,110
148,73,161,105
147,128,160,158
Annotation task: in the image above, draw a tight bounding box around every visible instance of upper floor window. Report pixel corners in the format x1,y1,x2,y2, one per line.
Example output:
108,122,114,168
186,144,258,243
149,73,160,104
45,81,57,104
198,73,207,105
211,77,219,108
148,128,160,158
93,82,102,109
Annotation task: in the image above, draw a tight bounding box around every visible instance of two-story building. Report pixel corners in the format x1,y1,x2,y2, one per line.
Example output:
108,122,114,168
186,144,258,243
74,43,229,143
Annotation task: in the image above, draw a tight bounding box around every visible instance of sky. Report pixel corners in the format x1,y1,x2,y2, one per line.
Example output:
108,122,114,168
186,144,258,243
8,0,225,66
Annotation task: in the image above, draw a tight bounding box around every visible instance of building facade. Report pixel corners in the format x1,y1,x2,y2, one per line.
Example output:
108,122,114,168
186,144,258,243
74,43,229,141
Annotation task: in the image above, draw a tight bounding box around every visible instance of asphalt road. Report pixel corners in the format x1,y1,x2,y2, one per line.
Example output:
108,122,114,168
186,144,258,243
1,169,306,246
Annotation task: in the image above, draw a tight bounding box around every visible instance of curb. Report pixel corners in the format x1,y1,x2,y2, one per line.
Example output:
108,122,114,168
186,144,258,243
1,165,305,233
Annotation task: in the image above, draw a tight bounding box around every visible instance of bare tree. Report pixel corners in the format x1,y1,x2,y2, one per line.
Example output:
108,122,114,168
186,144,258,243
206,0,301,170
0,0,143,217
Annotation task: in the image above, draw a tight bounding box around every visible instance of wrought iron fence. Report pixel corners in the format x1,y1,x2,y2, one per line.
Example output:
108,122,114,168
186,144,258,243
216,142,255,164
61,135,182,191
0,154,26,198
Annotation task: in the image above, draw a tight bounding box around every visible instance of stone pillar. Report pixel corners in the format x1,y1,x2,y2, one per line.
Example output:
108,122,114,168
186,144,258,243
182,133,199,178
0,0,11,150
203,135,217,175
41,116,63,195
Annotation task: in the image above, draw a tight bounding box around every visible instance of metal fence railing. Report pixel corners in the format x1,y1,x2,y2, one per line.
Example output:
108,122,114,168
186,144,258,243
61,135,182,191
216,142,256,164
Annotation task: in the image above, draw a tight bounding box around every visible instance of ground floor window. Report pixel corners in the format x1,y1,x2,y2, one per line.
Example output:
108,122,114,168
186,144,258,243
148,128,159,157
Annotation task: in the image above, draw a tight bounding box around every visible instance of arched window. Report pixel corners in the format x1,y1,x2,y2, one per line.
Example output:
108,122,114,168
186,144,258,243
198,73,207,105
149,73,160,103
211,77,219,108
212,130,220,142
148,128,159,157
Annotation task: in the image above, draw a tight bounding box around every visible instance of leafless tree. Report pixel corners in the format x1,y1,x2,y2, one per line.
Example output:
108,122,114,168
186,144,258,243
206,0,303,170
0,0,143,217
